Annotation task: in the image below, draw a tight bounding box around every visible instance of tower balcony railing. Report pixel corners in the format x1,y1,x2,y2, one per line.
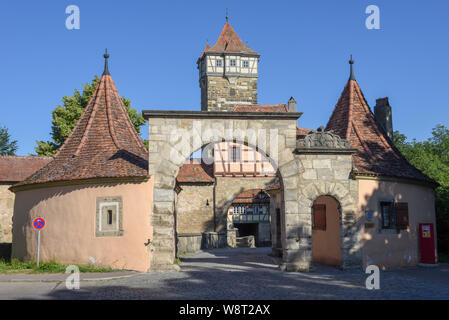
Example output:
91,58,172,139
232,213,270,223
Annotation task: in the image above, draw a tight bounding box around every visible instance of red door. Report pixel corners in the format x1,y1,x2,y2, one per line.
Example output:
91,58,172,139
419,223,436,264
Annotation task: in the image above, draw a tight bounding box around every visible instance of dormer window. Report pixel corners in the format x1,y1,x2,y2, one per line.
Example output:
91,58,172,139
242,61,249,68
216,59,222,67
230,59,236,67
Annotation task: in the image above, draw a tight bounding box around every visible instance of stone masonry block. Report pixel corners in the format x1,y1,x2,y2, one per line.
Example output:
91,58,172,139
316,168,333,180
312,159,332,169
154,189,174,202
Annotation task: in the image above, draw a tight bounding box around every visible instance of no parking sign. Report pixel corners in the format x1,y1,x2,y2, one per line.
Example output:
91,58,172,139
33,217,46,267
33,217,46,230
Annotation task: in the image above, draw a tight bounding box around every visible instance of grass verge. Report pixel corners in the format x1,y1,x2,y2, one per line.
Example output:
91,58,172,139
0,258,117,274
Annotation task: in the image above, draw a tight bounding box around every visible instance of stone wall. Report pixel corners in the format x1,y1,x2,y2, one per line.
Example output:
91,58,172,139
0,183,14,244
283,153,362,271
143,111,299,271
177,233,202,254
176,183,214,234
268,191,282,256
202,76,257,111
177,232,228,255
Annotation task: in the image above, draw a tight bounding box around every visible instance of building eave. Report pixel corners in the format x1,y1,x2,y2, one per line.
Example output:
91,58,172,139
142,110,302,120
10,175,150,193
353,173,439,189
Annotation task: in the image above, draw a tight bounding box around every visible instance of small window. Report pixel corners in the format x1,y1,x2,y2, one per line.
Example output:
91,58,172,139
380,201,409,230
216,59,222,67
242,60,249,68
312,204,326,231
96,196,123,237
230,59,236,67
380,201,395,229
230,146,241,162
107,210,113,225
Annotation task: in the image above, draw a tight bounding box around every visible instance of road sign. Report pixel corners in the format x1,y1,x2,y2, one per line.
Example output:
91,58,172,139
33,218,45,230
32,218,45,268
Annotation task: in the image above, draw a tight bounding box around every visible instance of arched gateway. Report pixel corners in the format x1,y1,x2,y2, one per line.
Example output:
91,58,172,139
142,111,363,271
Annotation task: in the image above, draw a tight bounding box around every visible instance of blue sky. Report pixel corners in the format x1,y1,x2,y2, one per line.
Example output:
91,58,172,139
1,0,448,155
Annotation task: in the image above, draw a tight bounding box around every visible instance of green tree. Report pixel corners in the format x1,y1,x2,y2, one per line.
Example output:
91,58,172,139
394,125,449,256
35,76,147,156
0,125,18,155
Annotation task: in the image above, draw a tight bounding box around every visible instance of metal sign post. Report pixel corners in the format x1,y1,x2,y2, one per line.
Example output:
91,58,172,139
33,218,46,268
37,229,41,267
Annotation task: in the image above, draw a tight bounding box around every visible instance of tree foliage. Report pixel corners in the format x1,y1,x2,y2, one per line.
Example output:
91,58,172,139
35,76,147,156
0,125,18,155
394,125,449,254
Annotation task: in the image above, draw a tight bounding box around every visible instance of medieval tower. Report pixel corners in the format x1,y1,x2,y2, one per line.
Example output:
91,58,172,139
197,19,260,111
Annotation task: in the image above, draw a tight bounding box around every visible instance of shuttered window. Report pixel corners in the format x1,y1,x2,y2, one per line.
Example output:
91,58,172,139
312,204,326,231
395,202,409,230
380,201,395,229
380,201,409,230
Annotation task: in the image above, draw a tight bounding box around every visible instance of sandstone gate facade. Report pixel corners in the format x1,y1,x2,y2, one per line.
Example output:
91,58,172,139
143,110,363,271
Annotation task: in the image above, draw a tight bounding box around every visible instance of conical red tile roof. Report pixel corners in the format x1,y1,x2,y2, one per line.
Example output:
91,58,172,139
200,22,259,58
16,61,148,188
326,78,433,183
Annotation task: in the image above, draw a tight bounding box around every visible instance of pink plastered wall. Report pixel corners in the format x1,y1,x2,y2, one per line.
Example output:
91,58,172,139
12,178,154,272
358,179,437,269
213,142,276,176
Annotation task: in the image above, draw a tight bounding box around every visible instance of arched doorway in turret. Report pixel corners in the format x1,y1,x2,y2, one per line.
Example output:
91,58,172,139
311,195,342,267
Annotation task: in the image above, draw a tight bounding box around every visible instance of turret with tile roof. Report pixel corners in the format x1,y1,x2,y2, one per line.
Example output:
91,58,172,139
13,51,148,189
198,19,260,112
325,58,434,184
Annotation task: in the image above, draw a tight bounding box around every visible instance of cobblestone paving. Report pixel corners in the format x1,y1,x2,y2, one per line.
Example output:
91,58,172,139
1,247,448,300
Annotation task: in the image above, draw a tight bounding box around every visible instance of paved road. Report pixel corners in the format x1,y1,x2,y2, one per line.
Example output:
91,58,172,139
0,247,448,300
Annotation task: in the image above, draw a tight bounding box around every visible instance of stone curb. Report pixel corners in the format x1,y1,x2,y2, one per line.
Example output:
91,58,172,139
0,272,141,283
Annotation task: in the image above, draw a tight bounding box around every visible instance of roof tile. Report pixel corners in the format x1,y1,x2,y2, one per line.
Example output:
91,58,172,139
326,79,434,183
177,160,214,183
15,73,148,188
0,156,52,182
232,189,270,204
200,22,259,59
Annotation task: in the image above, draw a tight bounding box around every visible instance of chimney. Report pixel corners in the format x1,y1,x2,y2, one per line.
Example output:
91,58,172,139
288,96,297,112
374,97,393,140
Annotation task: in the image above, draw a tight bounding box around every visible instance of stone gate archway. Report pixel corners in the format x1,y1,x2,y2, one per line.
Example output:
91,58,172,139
293,129,363,270
142,110,301,271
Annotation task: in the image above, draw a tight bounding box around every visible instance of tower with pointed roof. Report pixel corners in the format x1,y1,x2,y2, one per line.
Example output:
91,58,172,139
197,19,260,111
11,51,154,272
325,57,432,183
15,50,148,187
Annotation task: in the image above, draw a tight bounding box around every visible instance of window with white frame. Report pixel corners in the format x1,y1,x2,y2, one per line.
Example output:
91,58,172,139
96,196,123,237
216,59,222,67
230,59,236,67
242,60,249,68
